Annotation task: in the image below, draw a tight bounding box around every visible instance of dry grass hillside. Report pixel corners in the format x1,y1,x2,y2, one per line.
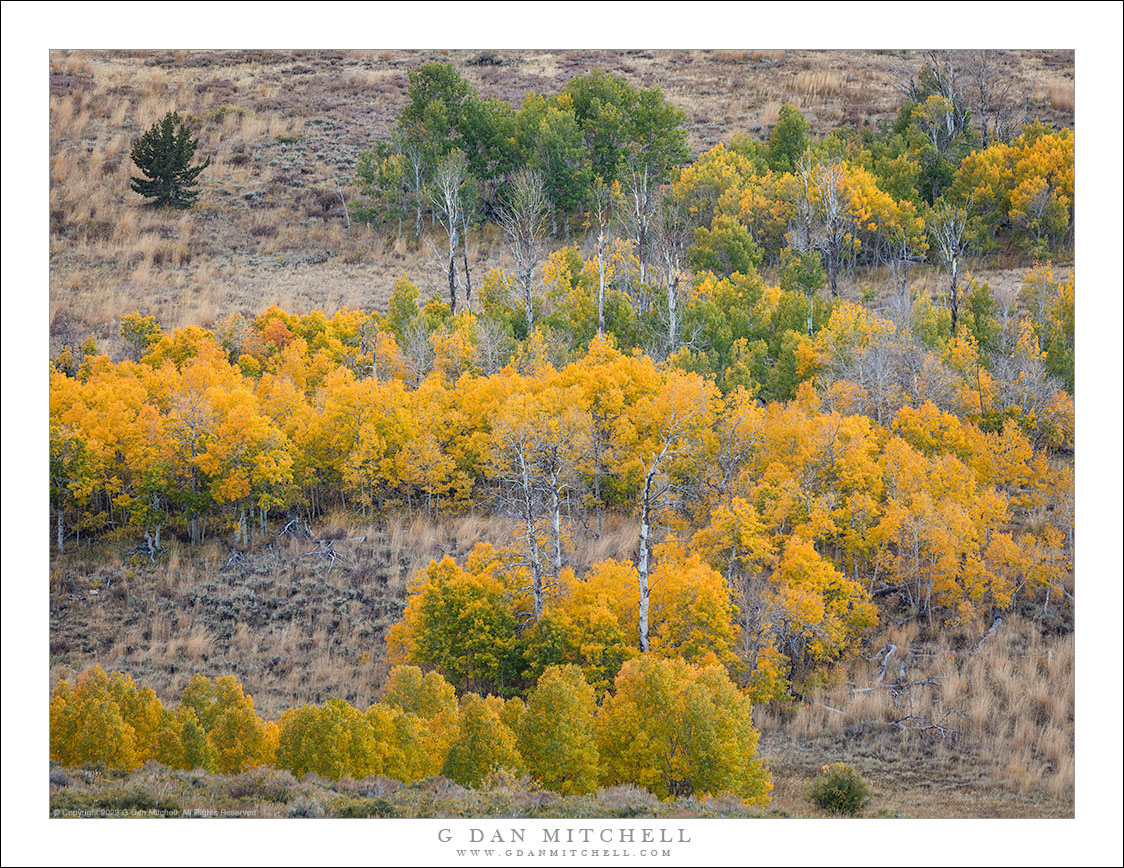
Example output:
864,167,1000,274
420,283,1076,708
48,48,1074,357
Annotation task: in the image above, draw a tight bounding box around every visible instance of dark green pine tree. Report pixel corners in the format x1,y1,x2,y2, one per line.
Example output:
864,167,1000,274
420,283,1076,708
129,111,212,208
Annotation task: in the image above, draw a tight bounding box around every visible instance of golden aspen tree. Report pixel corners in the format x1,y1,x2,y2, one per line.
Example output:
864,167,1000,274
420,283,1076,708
179,674,275,774
646,536,738,669
441,693,523,787
50,667,151,770
517,665,600,794
276,698,380,780
596,656,771,804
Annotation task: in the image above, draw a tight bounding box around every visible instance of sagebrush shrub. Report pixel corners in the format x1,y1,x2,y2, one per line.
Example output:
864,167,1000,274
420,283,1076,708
807,762,870,816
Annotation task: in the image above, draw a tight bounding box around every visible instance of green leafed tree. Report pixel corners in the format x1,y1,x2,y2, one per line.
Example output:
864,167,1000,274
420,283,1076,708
130,111,211,208
517,665,601,794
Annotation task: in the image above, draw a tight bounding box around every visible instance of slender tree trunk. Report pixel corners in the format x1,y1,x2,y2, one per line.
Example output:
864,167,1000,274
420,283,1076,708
447,223,459,317
460,210,472,306
57,506,65,555
667,272,679,355
519,450,544,620
597,233,607,336
637,462,660,654
949,265,960,331
523,270,535,335
550,468,563,578
592,418,605,538
638,482,652,654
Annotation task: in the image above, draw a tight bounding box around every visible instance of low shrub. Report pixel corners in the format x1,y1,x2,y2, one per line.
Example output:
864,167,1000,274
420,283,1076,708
806,763,870,816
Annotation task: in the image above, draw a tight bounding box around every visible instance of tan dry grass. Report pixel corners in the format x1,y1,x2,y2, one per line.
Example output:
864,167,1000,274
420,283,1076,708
1039,81,1074,113
231,621,257,655
772,615,1073,802
794,70,843,98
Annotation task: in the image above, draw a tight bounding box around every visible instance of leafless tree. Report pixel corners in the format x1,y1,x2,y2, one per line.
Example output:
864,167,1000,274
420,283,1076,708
621,160,658,288
460,207,473,307
489,395,584,620
533,401,586,581
893,345,960,414
400,316,434,387
636,436,675,653
963,50,1018,146
834,341,899,426
395,133,428,241
880,226,925,304
430,150,468,316
587,178,618,336
990,348,1068,450
498,169,550,334
991,276,1022,337
474,316,514,376
491,414,548,620
793,152,850,297
894,50,1022,149
889,50,985,196
929,199,972,331
652,189,694,357
891,51,972,154
816,157,850,298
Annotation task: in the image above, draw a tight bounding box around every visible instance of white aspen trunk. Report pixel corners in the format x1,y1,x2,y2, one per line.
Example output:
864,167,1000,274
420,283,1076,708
523,273,535,335
637,466,656,653
597,230,607,336
592,416,605,538
460,210,472,306
519,449,544,620
949,258,961,331
551,467,563,578
667,269,679,355
447,221,459,317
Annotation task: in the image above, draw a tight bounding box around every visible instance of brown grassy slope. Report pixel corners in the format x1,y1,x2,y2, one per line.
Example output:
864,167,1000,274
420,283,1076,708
757,615,1074,817
48,49,1074,357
